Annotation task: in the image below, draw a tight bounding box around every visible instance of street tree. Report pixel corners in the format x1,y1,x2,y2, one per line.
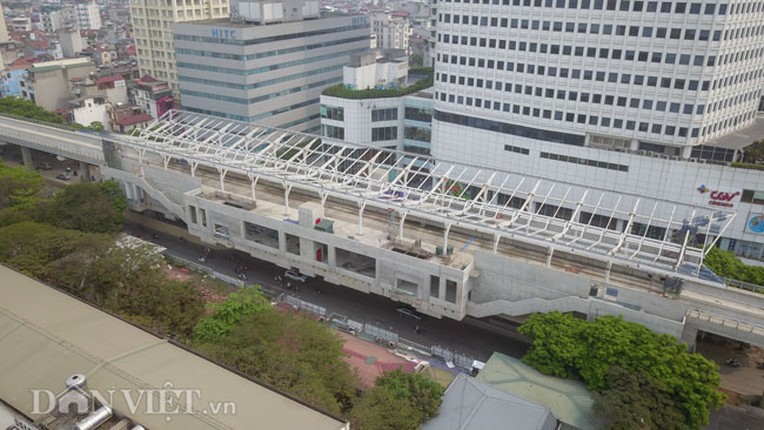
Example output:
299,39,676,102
519,312,724,429
350,383,422,430
0,161,44,209
196,309,357,416
593,366,690,430
192,287,270,343
38,180,126,233
350,370,444,430
0,221,89,279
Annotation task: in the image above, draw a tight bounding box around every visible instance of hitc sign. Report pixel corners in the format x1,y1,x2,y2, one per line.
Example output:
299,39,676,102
211,28,236,39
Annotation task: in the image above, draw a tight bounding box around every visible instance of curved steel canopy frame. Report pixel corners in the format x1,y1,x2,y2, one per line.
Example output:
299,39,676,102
118,110,735,281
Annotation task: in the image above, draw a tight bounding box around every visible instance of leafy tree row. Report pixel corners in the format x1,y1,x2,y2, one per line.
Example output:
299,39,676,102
192,291,444,428
0,97,68,124
0,162,202,337
1,162,126,233
519,312,724,429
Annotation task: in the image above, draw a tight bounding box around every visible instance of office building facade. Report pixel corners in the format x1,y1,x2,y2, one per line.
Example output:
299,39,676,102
174,10,370,132
129,0,230,98
426,1,764,262
432,0,764,159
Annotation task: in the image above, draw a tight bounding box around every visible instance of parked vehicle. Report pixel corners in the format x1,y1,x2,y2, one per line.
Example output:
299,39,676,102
37,162,52,170
56,172,71,181
284,269,308,283
397,307,424,321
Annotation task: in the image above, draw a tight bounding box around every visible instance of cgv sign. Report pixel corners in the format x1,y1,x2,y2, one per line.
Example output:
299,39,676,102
697,184,740,208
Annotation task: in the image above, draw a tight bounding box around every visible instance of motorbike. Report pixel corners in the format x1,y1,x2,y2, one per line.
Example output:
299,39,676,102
724,358,741,368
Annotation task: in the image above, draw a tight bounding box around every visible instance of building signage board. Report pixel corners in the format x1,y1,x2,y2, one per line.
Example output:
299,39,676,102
696,184,740,208
211,28,236,39
747,215,764,234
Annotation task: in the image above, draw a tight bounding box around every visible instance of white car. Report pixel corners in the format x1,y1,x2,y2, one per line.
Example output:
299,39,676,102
284,270,308,283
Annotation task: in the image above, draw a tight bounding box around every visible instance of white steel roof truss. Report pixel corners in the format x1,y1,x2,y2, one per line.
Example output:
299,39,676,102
120,111,737,278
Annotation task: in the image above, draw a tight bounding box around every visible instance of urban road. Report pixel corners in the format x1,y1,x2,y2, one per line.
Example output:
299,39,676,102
124,219,530,364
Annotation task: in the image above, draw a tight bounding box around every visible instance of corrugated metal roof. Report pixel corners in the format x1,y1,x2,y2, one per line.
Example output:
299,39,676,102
0,265,348,430
476,353,599,430
422,373,557,430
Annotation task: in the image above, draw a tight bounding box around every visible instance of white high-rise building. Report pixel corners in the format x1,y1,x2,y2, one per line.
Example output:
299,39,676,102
75,0,102,30
432,0,764,162
371,11,413,54
129,0,229,98
427,1,764,263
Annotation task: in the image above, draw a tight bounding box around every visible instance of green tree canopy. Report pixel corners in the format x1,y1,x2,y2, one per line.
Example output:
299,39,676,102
350,382,422,430
87,121,105,132
350,370,444,430
593,366,689,430
192,287,271,343
0,97,67,124
519,312,724,429
196,309,357,416
705,246,764,286
0,222,204,338
38,180,126,233
0,221,91,279
0,161,44,209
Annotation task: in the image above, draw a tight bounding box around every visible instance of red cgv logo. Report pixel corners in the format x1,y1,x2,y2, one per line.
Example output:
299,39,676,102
709,191,740,202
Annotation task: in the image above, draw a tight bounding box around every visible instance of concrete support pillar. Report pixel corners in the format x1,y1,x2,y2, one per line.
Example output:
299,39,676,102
399,211,408,242
357,201,367,236
605,260,612,283
283,184,293,216
278,231,287,252
79,161,91,181
629,139,639,151
218,168,228,193
20,147,33,169
327,246,337,268
680,326,698,352
438,277,446,301
245,175,259,202
443,223,452,252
